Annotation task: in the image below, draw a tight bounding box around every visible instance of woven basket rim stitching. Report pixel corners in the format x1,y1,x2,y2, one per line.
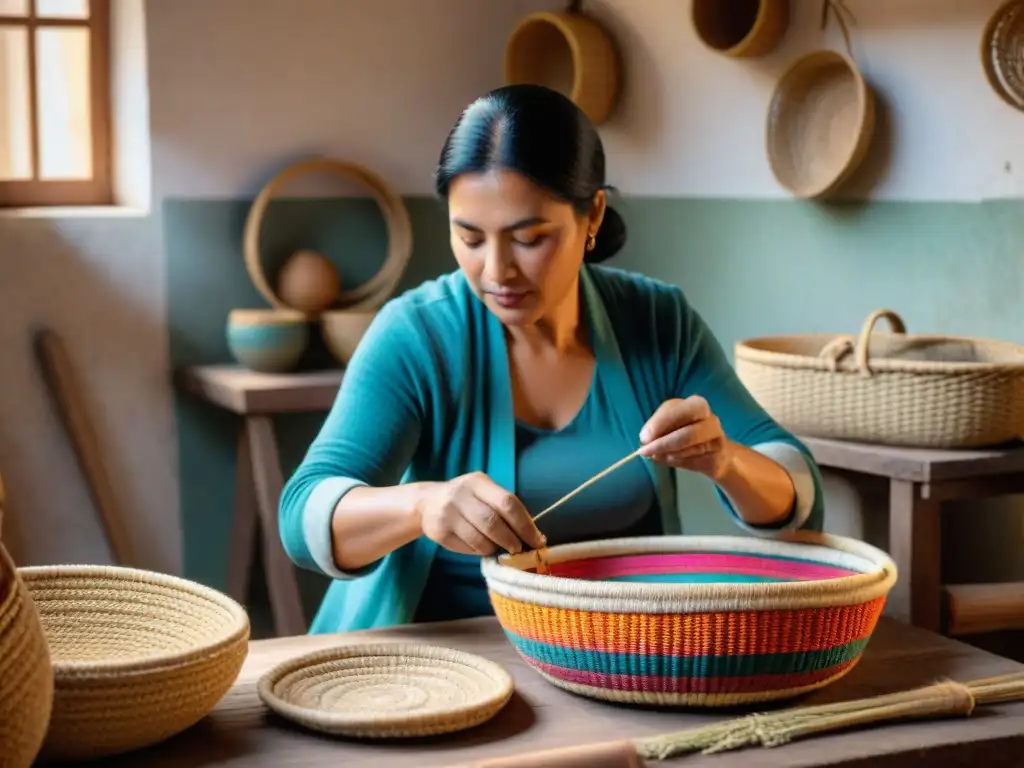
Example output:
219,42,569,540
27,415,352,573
18,564,249,676
257,642,514,729
482,531,897,613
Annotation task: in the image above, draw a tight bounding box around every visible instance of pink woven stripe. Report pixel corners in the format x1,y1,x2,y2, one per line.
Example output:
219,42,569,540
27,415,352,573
528,657,859,694
548,553,857,581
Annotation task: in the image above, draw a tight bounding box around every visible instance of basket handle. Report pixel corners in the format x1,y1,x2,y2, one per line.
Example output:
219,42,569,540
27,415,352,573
855,309,907,375
818,335,855,371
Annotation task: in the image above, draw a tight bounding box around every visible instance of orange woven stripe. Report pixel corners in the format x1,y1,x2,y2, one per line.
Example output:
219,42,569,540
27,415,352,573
490,592,886,656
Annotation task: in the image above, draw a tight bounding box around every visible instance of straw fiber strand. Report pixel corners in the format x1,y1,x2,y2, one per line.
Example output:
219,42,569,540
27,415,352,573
258,644,514,738
19,565,249,761
0,543,53,768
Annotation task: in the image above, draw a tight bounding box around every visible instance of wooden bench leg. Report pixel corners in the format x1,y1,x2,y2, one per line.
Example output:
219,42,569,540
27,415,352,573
887,479,942,632
225,427,258,605
246,415,307,637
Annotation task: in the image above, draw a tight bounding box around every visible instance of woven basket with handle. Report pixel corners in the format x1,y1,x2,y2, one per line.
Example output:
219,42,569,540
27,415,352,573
735,309,1024,448
0,537,54,768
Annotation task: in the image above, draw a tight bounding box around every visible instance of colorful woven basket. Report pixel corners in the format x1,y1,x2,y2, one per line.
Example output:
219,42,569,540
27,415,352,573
482,531,896,707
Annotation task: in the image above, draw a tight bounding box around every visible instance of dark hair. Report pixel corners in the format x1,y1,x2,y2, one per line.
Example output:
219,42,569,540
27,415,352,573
435,84,626,264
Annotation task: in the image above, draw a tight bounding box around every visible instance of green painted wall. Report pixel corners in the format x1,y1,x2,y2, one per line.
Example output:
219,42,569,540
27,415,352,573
164,196,1024,633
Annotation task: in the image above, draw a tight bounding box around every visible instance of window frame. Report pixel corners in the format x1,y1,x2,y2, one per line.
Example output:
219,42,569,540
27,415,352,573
0,0,112,207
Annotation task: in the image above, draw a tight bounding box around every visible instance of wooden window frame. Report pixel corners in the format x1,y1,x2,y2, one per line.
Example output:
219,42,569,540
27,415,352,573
0,0,112,207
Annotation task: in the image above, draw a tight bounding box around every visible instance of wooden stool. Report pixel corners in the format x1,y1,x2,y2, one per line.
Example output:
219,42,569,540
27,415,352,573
801,436,1024,634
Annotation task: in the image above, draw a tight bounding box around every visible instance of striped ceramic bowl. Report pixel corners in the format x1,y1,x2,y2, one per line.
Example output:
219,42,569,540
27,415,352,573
482,531,897,707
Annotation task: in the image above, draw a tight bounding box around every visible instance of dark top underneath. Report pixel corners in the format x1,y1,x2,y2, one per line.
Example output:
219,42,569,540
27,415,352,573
414,372,660,623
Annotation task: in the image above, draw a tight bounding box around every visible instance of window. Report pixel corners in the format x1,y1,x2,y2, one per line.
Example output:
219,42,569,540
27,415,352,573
0,0,110,207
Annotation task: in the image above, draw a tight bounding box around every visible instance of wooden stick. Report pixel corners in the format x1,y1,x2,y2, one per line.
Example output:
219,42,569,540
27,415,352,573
33,327,137,567
531,449,642,525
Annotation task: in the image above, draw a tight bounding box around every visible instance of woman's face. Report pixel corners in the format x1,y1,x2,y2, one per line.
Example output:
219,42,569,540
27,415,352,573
447,169,604,327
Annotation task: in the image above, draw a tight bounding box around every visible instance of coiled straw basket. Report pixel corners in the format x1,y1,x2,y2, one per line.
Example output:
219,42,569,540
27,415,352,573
0,541,53,768
19,564,250,761
734,309,1024,448
482,531,896,707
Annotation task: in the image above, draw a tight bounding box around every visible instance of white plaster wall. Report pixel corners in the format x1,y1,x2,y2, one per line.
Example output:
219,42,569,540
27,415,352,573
1,0,1020,574
592,0,1024,200
152,0,1024,202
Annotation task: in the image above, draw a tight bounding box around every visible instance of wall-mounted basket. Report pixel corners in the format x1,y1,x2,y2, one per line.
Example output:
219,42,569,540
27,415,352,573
766,50,875,200
692,0,790,58
981,0,1024,112
504,11,620,125
243,157,413,315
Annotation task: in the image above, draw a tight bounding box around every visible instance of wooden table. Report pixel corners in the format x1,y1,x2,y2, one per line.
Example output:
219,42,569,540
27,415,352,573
175,365,344,637
101,616,1024,767
800,436,1024,635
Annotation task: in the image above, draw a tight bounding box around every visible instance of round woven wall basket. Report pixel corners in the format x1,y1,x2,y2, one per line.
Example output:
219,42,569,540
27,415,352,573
505,11,620,125
735,309,1024,448
766,50,875,199
692,0,790,58
19,564,250,761
243,157,413,315
0,541,53,768
981,0,1024,112
483,531,896,707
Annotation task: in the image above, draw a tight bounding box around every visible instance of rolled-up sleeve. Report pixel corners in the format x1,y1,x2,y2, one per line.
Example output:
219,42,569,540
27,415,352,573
668,288,825,534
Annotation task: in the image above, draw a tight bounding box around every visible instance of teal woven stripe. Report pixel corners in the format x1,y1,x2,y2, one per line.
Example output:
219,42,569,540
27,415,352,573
604,573,791,584
505,631,869,678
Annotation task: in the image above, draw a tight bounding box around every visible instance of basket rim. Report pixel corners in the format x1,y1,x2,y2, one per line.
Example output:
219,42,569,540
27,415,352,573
692,0,783,57
257,642,514,735
482,531,897,614
505,12,584,106
981,0,1024,112
18,564,250,677
735,332,1024,374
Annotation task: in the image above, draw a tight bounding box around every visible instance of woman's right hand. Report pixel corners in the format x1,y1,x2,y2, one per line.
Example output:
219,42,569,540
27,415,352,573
415,472,545,556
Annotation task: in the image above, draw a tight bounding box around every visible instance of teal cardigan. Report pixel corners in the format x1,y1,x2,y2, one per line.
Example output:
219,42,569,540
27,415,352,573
279,265,825,634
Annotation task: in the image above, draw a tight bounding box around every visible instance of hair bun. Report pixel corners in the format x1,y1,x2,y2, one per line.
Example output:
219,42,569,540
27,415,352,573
585,206,627,264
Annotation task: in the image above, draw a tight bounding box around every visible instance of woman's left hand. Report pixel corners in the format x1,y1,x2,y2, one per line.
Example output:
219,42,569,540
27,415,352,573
637,396,735,480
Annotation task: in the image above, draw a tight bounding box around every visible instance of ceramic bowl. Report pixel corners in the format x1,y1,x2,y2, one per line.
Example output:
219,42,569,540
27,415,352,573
321,310,377,366
226,309,309,373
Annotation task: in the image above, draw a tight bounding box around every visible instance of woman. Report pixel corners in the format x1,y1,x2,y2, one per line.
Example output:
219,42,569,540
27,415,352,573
279,84,824,635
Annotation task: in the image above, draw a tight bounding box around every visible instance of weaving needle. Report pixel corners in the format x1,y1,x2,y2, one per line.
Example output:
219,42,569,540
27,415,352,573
531,448,643,525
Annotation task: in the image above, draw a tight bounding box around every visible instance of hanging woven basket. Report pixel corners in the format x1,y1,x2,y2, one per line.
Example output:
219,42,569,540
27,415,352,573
0,540,54,768
981,0,1024,112
243,157,413,315
483,531,896,707
504,11,621,125
766,50,875,199
735,309,1024,448
692,0,790,58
